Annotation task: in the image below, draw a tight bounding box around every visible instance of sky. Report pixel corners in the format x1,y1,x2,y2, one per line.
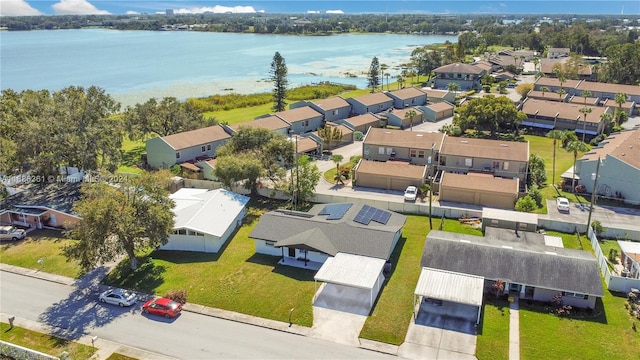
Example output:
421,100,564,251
1,0,639,17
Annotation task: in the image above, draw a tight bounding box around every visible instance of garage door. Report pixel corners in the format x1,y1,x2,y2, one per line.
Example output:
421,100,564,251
356,173,388,189
390,178,415,191
479,192,516,209
442,187,475,204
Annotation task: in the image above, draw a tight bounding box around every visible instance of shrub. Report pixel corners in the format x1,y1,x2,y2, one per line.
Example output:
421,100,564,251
164,289,188,304
608,248,618,263
353,131,364,141
591,220,604,237
528,188,543,208
515,195,536,212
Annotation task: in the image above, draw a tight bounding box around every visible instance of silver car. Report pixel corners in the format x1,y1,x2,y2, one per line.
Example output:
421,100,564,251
0,226,26,241
99,288,138,307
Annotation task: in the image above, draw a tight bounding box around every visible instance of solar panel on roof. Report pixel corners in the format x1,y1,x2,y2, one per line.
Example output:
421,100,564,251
319,203,352,220
371,209,391,225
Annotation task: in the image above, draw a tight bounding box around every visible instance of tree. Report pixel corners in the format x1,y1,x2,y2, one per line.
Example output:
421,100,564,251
380,63,389,90
541,86,549,97
454,95,525,138
565,140,590,192
528,187,543,208
591,220,604,237
546,129,565,188
601,43,640,85
447,82,461,97
396,74,404,89
557,88,567,101
367,56,381,93
581,90,592,104
614,93,628,126
270,51,288,112
528,154,547,188
276,155,320,209
599,112,613,135
330,154,344,184
318,124,343,151
515,195,537,212
515,83,534,99
578,106,592,142
411,47,442,82
63,171,175,271
124,97,210,139
404,109,418,131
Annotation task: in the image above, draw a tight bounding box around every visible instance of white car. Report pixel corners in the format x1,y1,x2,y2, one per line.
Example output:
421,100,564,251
556,197,570,213
404,186,418,202
0,226,26,241
99,288,138,307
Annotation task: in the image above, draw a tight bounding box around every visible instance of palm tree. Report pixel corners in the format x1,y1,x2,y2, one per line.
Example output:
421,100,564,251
396,74,404,89
557,88,567,101
405,109,418,131
532,57,540,74
330,154,344,184
579,106,592,142
447,82,461,97
581,90,592,104
599,112,613,134
546,129,565,189
380,63,389,90
384,72,390,91
614,93,627,126
565,140,590,192
541,86,549,97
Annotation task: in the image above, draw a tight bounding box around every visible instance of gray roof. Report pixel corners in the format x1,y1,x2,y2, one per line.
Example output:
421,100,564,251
0,181,82,216
249,203,406,260
421,229,604,297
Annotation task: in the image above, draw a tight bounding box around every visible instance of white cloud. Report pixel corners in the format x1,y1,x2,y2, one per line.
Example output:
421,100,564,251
307,10,320,14
51,0,110,15
326,10,344,14
0,0,42,16
126,10,140,15
173,5,256,14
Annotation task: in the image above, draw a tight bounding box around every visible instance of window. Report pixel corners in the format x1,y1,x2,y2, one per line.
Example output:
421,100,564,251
303,120,309,127
207,144,212,151
418,150,425,158
378,147,385,155
188,230,196,236
411,98,415,104
519,222,528,230
492,161,500,169
265,241,275,247
201,146,206,152
196,232,204,237
333,109,338,115
410,149,417,158
503,161,510,170
465,158,473,167
386,147,394,155
177,229,187,235
491,219,499,226
562,291,588,300
176,152,180,159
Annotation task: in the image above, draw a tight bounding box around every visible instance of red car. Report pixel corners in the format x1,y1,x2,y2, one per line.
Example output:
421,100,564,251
142,297,182,318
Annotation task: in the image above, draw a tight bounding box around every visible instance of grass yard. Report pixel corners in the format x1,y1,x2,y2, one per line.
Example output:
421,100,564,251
359,216,482,344
103,197,316,327
117,137,146,175
548,230,588,251
519,288,640,359
0,229,82,278
475,298,511,360
0,322,96,359
106,353,139,360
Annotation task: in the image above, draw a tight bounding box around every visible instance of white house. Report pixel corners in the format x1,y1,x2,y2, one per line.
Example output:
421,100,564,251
160,188,250,253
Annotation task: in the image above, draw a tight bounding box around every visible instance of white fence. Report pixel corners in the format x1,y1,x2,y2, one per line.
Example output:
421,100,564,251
587,226,640,293
0,340,60,360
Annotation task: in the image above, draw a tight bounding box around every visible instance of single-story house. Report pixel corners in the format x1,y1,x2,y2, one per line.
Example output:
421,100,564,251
618,241,640,280
481,207,538,233
432,63,486,91
346,93,394,115
384,107,424,129
386,87,427,109
291,97,352,123
339,113,382,133
438,172,519,209
273,106,324,134
249,202,407,268
421,228,604,309
0,181,83,229
160,188,250,253
547,47,570,58
146,125,232,169
353,159,427,191
229,115,291,136
421,101,455,122
520,98,612,136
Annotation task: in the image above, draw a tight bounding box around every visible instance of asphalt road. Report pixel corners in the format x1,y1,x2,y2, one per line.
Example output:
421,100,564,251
0,271,397,360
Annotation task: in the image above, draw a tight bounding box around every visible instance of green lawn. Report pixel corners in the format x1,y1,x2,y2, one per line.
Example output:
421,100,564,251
103,198,316,327
0,229,82,278
359,216,482,344
0,322,96,359
476,298,511,360
117,137,147,175
106,353,139,360
519,288,640,359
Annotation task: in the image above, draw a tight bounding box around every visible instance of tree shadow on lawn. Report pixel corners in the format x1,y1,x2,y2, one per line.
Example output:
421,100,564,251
38,266,141,340
518,296,608,325
121,145,145,168
101,256,166,295
151,249,223,264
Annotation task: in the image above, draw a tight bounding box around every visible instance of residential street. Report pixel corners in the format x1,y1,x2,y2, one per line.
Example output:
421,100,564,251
0,270,398,360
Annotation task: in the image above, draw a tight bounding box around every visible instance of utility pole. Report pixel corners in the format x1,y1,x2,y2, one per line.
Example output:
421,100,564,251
295,136,299,211
586,156,601,235
429,143,435,230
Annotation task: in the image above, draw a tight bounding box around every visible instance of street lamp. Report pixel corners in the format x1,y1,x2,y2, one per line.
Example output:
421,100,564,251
289,308,295,327
586,156,601,235
91,336,98,349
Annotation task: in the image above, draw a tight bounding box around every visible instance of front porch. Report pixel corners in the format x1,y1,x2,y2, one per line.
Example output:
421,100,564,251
278,256,323,271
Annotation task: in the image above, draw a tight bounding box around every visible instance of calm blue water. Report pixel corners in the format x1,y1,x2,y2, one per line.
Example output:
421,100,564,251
0,29,456,105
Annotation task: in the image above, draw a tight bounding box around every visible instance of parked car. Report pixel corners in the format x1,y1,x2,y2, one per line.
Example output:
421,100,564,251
0,226,26,241
142,297,182,318
556,197,570,213
99,288,138,307
404,186,418,202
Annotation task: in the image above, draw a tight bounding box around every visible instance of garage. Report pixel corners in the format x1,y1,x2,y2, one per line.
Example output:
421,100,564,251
354,159,426,191
438,172,518,209
423,102,455,122
414,268,484,333
314,253,386,315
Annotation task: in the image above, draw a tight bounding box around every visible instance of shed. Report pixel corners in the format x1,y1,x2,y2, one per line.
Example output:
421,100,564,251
482,208,538,233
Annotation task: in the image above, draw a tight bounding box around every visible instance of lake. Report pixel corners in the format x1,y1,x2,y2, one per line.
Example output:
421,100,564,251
0,29,457,106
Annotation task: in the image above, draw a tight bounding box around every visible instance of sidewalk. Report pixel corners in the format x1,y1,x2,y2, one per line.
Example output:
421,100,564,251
508,298,520,360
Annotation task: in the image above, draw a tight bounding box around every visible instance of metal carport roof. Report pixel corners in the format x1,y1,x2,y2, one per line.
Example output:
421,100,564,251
415,267,484,307
315,252,386,290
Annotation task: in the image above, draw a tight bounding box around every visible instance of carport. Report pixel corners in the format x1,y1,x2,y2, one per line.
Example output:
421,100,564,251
414,268,484,325
314,253,386,312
